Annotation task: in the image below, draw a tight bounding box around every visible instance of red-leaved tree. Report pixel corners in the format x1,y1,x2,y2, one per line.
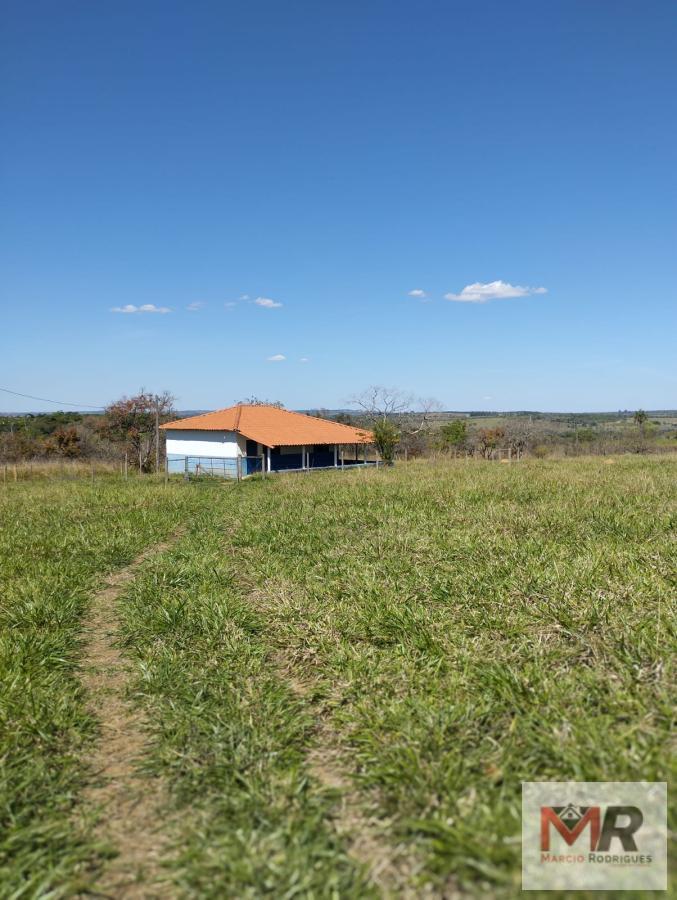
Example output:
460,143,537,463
100,390,175,472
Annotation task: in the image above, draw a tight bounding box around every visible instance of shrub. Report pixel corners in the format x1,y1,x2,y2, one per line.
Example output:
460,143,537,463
372,419,400,464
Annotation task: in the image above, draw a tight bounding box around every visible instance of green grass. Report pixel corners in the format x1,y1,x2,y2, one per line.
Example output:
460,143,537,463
118,457,675,896
0,478,206,897
1,459,674,897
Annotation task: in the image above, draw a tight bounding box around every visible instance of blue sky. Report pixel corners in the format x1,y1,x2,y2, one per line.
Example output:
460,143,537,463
1,0,675,412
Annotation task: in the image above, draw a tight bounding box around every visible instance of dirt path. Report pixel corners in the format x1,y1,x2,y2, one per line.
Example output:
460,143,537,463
273,648,419,897
79,535,182,899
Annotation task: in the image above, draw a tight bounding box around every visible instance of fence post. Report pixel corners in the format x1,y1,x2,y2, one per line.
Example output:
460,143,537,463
236,456,242,482
164,457,169,485
261,454,266,478
13,464,18,482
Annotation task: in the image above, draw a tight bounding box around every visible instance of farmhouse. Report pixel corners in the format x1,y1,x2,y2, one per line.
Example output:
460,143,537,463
161,404,374,477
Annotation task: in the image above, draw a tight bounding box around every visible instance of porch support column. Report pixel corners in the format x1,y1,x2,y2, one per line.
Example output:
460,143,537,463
334,444,338,467
363,444,367,464
266,446,271,473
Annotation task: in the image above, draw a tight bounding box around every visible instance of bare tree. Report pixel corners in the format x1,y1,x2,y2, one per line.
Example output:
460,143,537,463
350,386,442,459
405,396,443,435
504,419,534,459
350,387,441,426
350,386,414,423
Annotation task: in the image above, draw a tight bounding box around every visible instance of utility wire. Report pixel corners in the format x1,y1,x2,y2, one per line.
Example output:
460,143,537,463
0,386,105,410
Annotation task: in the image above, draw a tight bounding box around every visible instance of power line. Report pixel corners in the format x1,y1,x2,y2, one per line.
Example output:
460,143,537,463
0,386,105,410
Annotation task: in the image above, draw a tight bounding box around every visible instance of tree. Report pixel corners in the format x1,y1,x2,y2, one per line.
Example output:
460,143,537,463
238,396,284,408
372,419,400,464
439,419,468,454
350,386,442,458
100,390,175,472
0,430,41,461
504,419,535,459
47,426,82,458
350,386,414,422
477,427,505,459
633,409,648,437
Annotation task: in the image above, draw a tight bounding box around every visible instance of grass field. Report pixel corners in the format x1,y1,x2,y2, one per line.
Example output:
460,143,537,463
0,458,674,897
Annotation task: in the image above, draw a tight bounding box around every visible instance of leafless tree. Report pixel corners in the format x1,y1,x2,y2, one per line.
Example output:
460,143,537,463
350,386,415,423
406,396,443,435
504,419,534,458
350,386,442,458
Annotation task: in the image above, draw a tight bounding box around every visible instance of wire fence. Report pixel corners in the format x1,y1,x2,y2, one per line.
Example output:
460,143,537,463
169,456,260,479
172,455,380,480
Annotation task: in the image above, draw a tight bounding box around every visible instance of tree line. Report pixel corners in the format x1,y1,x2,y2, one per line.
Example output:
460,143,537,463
0,391,174,472
1,387,673,468
340,388,673,462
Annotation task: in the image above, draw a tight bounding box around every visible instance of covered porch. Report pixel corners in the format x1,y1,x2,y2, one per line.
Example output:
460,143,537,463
168,442,376,479
263,442,373,473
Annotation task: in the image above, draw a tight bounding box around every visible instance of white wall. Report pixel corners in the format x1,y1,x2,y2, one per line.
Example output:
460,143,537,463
165,430,242,459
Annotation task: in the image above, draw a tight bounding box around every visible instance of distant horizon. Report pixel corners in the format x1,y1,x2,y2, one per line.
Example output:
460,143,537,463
2,403,676,419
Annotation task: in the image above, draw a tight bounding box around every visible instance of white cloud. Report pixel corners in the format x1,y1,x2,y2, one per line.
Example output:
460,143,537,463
299,357,310,363
224,301,237,308
186,301,205,311
408,289,427,298
267,354,286,362
255,297,283,308
110,303,171,314
239,294,250,301
444,281,547,303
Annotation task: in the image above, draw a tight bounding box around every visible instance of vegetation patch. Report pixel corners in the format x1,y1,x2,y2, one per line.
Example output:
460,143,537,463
1,458,674,896
0,480,202,896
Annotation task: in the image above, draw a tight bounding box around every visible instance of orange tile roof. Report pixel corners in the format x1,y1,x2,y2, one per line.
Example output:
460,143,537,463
161,404,373,447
